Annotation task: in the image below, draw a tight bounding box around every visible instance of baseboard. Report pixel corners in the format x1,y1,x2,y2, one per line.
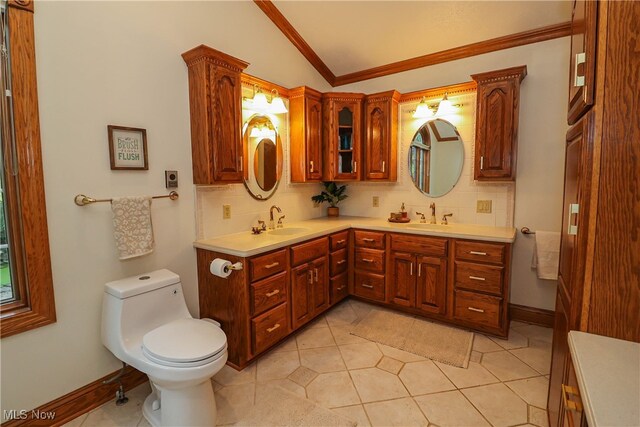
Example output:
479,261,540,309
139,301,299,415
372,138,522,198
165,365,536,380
2,365,147,427
509,303,555,328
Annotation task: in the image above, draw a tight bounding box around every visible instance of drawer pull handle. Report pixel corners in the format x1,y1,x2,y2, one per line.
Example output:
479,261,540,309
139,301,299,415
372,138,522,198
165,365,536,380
265,289,280,297
267,323,281,333
410,262,413,276
337,259,347,265
469,251,487,256
362,238,375,243
264,262,280,269
337,239,346,244
337,286,346,291
467,307,485,313
314,268,319,282
308,270,313,285
469,276,486,281
362,258,374,263
361,284,374,289
562,384,583,413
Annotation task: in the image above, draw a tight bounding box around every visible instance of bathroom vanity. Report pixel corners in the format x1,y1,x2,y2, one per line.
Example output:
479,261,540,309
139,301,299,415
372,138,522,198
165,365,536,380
195,218,515,369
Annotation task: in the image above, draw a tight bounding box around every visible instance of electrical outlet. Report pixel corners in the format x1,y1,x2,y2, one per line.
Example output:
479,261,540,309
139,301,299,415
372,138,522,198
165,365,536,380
222,204,231,219
372,196,380,207
477,200,492,213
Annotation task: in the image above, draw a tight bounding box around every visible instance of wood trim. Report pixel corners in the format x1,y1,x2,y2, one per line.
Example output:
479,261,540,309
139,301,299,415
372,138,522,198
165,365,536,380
1,366,147,427
334,22,571,86
241,73,290,99
253,0,336,85
1,0,56,337
8,0,33,13
509,303,555,328
399,81,477,104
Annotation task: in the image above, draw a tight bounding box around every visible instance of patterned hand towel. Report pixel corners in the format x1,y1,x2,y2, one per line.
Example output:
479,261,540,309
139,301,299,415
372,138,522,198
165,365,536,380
111,196,154,260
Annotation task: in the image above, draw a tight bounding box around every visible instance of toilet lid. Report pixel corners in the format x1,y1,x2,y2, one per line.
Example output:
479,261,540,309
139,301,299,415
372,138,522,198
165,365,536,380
142,318,227,364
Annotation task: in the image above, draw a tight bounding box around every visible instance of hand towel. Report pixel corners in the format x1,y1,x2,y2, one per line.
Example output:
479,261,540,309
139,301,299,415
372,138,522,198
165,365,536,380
111,196,154,260
531,230,561,280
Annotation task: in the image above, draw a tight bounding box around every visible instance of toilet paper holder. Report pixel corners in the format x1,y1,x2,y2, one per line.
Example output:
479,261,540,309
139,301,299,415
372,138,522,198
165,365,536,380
224,262,243,273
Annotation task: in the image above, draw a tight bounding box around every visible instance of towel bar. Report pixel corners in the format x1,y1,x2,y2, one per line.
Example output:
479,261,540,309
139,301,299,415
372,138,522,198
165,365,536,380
74,191,179,206
521,227,536,235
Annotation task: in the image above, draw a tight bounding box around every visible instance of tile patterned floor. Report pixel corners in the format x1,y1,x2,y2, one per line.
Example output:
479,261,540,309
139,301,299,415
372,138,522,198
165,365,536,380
65,300,552,427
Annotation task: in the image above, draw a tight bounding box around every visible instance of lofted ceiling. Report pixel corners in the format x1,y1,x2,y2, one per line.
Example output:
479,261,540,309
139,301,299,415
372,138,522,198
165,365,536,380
264,1,573,85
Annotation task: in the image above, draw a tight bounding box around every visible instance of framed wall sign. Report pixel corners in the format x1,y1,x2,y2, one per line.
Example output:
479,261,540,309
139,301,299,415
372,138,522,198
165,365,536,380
108,125,148,170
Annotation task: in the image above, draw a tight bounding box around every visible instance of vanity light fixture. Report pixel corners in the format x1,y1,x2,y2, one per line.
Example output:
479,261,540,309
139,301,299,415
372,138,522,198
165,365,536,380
252,86,270,111
270,89,288,114
435,92,457,116
413,97,434,118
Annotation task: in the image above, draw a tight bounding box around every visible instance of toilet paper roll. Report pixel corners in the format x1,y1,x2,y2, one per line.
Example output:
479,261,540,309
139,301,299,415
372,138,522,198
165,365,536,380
210,258,232,278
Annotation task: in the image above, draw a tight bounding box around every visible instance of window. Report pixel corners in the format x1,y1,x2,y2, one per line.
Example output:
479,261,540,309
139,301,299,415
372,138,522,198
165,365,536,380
0,0,56,338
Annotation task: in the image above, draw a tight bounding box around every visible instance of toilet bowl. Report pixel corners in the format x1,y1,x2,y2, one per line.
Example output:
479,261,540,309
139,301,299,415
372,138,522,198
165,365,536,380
101,269,227,427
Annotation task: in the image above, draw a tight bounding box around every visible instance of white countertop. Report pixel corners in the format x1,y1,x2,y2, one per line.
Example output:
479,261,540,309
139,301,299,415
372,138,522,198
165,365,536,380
568,331,640,427
193,216,516,257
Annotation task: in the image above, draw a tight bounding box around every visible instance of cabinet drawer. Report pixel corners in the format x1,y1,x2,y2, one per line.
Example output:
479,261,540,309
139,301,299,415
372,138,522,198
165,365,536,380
353,271,385,301
290,237,328,267
330,231,349,251
455,240,505,264
355,247,385,273
453,290,502,329
391,234,448,257
354,230,385,249
252,303,289,355
330,248,348,276
330,271,349,305
250,271,288,316
250,249,286,282
455,261,504,296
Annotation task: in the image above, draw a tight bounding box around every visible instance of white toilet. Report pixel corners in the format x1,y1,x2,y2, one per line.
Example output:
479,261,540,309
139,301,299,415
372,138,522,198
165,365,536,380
101,269,227,427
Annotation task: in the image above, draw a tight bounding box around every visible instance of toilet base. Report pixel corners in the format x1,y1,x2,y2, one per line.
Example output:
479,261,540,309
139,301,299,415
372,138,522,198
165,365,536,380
142,380,217,427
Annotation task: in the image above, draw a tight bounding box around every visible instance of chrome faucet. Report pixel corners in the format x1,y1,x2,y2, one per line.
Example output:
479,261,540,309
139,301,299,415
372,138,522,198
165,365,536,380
429,203,437,224
269,205,282,230
441,213,453,225
416,212,427,223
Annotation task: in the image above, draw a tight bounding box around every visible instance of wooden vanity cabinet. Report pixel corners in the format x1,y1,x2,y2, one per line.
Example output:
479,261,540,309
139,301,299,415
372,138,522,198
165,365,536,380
290,86,323,182
387,234,448,316
182,45,248,184
323,93,364,181
363,90,400,181
352,230,386,301
290,237,329,330
471,66,527,181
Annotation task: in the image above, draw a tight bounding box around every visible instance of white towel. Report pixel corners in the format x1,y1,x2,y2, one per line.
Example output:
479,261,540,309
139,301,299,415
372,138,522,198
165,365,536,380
111,196,154,260
531,230,561,280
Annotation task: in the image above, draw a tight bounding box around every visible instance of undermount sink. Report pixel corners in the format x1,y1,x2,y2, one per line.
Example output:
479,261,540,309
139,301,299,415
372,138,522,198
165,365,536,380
407,223,451,231
268,227,311,236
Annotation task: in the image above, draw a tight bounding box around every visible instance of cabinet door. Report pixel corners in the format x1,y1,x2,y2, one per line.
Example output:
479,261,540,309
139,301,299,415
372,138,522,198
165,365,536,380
567,0,597,125
388,252,415,307
474,79,516,180
325,99,362,181
291,264,313,330
364,97,395,181
311,256,329,314
211,66,244,182
306,97,323,181
548,293,570,427
416,256,447,315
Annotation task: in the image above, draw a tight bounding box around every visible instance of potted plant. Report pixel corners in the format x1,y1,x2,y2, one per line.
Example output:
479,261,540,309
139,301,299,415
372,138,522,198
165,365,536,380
311,182,348,217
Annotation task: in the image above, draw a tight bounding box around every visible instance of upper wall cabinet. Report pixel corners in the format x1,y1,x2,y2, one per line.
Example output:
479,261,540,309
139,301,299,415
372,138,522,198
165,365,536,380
290,86,323,183
567,0,597,125
182,45,248,184
471,66,527,181
322,93,364,181
363,90,400,181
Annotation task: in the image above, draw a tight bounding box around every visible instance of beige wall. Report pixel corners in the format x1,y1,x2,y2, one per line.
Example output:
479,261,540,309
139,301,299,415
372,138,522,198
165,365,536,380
1,1,567,415
1,0,329,416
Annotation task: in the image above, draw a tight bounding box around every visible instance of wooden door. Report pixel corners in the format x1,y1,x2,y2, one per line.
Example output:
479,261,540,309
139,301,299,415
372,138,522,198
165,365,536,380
364,99,390,180
211,66,243,182
388,252,415,307
548,293,570,427
567,0,597,125
311,256,329,314
306,97,323,181
416,256,447,315
291,263,313,330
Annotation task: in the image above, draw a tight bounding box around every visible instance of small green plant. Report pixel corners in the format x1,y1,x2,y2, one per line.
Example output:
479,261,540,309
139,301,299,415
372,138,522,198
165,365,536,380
311,182,348,208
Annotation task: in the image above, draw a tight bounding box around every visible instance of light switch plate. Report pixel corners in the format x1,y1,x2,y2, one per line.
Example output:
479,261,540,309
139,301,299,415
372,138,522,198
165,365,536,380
477,200,492,213
222,204,231,219
372,196,380,207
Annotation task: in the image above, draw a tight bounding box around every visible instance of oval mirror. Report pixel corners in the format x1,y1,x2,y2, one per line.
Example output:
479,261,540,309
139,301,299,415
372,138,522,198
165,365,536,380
408,118,464,197
242,114,283,200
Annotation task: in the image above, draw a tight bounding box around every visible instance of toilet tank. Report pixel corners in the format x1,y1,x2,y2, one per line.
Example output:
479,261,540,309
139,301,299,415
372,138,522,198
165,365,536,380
102,269,193,357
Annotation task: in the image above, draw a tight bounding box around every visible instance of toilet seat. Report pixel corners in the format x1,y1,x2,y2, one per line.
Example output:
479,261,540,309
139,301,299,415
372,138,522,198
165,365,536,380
142,318,227,368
